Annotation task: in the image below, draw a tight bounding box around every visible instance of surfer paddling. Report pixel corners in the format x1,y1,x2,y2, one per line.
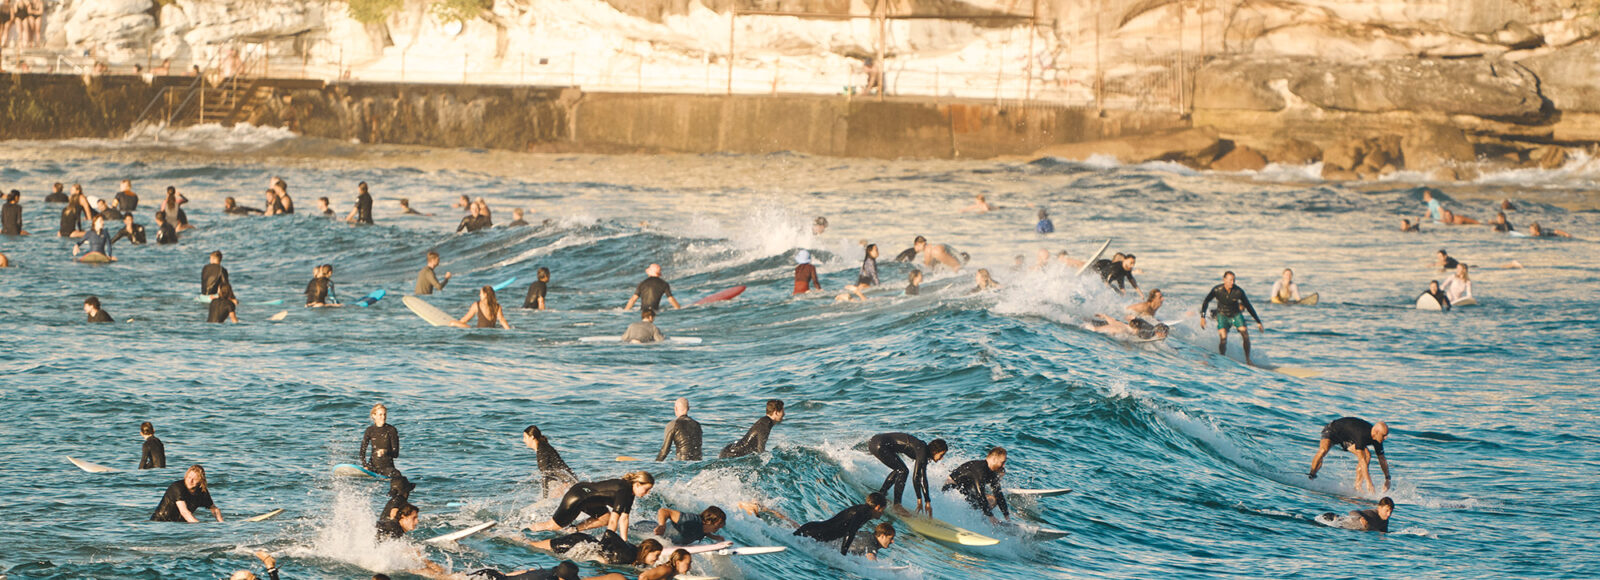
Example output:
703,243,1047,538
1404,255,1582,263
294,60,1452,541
374,504,455,580
505,530,663,568
655,397,703,461
1308,417,1392,493
526,472,655,542
1198,271,1264,365
654,505,727,544
718,399,784,459
467,561,581,580
867,432,948,516
794,491,887,555
624,264,681,311
151,464,222,522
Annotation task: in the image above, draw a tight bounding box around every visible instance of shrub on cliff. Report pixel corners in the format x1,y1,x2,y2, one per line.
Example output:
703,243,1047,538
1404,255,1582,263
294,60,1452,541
431,0,491,23
348,0,402,24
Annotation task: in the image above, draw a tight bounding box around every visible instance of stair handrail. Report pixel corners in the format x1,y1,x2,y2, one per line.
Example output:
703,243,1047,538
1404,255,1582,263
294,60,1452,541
124,49,227,140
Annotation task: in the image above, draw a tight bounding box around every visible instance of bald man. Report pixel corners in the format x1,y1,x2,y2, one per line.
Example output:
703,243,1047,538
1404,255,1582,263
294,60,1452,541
1308,417,1392,493
655,397,702,461
624,263,681,311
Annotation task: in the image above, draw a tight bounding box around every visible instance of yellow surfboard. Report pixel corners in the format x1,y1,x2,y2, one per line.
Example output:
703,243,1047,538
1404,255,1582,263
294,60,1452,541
894,510,1000,546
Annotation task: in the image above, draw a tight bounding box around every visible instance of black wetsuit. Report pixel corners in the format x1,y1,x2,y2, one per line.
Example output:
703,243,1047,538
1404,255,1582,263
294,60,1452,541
156,223,178,244
361,424,400,476
1321,417,1385,457
893,247,918,262
548,530,638,564
1098,261,1138,291
1352,508,1389,532
2,201,22,235
719,416,776,459
355,191,373,224
507,219,529,227
857,256,879,286
111,223,146,246
656,415,703,461
661,513,708,545
88,308,114,323
140,436,166,469
207,298,235,323
522,280,547,309
201,264,230,295
45,190,68,203
634,276,673,311
1425,288,1452,312
536,442,578,497
1198,284,1261,325
457,215,492,232
905,283,919,296
1441,256,1460,270
794,503,877,555
58,204,83,236
468,567,572,580
1493,221,1513,233
115,191,138,213
150,480,213,521
226,204,264,216
375,518,406,539
98,207,124,223
550,479,636,527
867,433,934,507
943,459,1008,518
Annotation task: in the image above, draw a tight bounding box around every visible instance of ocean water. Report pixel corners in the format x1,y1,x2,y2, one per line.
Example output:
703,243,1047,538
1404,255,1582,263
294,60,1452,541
2,127,1598,579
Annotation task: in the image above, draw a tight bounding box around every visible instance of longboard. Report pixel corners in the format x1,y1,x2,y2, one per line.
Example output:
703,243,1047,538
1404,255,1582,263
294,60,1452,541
1074,239,1112,277
1008,488,1072,498
491,277,518,292
713,546,786,556
1415,292,1444,311
579,336,702,344
1001,522,1070,540
354,289,387,307
67,456,121,473
1271,292,1319,305
425,520,497,544
78,252,113,263
1454,297,1478,307
893,510,1000,546
693,285,747,306
402,295,458,327
332,463,389,479
244,508,285,522
193,296,284,306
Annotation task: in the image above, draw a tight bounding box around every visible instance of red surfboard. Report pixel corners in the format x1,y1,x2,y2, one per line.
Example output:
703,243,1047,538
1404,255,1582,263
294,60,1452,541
693,285,747,306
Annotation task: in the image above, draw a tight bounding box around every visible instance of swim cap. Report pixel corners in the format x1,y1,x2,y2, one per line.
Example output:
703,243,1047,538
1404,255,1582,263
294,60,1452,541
795,250,811,265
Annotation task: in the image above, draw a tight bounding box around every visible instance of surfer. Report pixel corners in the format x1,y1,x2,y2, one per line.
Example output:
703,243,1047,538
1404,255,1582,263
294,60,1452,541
894,236,926,263
961,193,994,213
1036,209,1054,233
415,251,453,295
793,491,887,555
467,561,580,580
452,286,513,329
654,506,726,545
1198,271,1264,365
522,267,551,309
1271,269,1302,303
1094,253,1139,294
943,447,1009,523
812,216,828,235
207,285,240,324
159,186,192,231
376,503,418,539
792,250,822,295
866,432,948,515
154,211,179,244
1421,188,1443,223
114,179,139,213
718,399,785,459
139,421,165,468
1127,289,1164,318
360,403,401,477
655,397,703,462
1400,218,1420,233
457,203,492,233
525,425,579,497
398,199,428,216
1090,314,1169,341
381,474,416,521
623,264,681,311
151,464,222,522
1435,249,1459,271
854,243,881,288
1528,222,1573,238
969,268,1001,294
110,214,146,246
227,551,280,580
1491,211,1514,233
622,308,665,343
84,296,115,323
1441,209,1480,225
1330,497,1395,532
1,190,24,235
853,523,896,561
46,182,68,203
526,471,655,542
507,531,662,567
201,252,230,297
58,187,90,237
506,208,530,227
1057,250,1086,271
905,270,922,296
346,182,374,225
305,264,343,307
629,549,692,580
1422,280,1452,312
72,215,114,260
1308,417,1392,493
224,197,263,216
1441,264,1472,304
94,198,123,223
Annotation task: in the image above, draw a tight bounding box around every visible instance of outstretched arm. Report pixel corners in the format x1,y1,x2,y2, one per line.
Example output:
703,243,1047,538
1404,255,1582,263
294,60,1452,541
1378,455,1392,491
656,423,678,462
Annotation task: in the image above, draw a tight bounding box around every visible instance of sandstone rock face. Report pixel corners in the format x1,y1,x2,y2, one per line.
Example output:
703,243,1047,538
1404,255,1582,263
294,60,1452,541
1402,125,1475,172
1519,40,1600,113
1210,145,1268,172
1033,127,1223,166
56,0,157,61
1288,58,1544,120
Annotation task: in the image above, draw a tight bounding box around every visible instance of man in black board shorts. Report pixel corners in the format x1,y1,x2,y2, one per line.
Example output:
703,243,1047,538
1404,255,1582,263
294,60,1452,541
1308,417,1391,493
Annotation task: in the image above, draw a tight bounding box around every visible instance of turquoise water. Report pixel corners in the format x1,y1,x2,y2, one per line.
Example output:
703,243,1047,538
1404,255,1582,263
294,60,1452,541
2,130,1598,579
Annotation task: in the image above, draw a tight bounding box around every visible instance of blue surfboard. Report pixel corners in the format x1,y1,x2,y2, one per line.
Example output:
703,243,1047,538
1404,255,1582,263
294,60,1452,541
333,463,389,479
354,289,387,307
491,277,518,292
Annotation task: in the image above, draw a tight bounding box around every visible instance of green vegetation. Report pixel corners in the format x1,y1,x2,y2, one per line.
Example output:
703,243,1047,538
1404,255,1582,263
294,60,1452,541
347,0,403,24
430,0,490,24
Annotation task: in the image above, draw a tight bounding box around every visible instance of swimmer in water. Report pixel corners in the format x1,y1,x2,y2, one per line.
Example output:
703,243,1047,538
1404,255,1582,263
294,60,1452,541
315,197,333,216
1528,222,1572,238
853,523,896,561
525,425,578,498
812,216,828,235
160,186,193,231
526,471,655,542
224,197,263,216
1441,209,1480,225
139,421,166,468
866,433,948,516
381,474,415,521
1422,280,1451,311
655,397,702,461
1,190,25,235
654,506,727,544
1127,288,1164,318
793,492,887,555
719,399,784,459
905,270,922,296
1490,211,1514,233
624,264,681,311
361,404,401,477
84,296,114,323
506,208,529,227
59,187,90,237
114,179,139,213
207,284,239,323
304,264,342,307
792,250,822,295
111,214,146,246
457,203,492,233
944,446,1009,524
961,193,993,213
46,182,68,204
621,308,664,343
522,267,551,309
72,214,115,261
416,251,453,295
1090,313,1170,341
1032,248,1052,272
1198,271,1264,365
93,198,123,222
346,182,374,225
201,251,229,297
398,198,428,216
893,236,926,263
1035,208,1054,233
151,464,222,522
453,194,472,211
154,211,179,244
373,504,454,579
226,551,280,580
1400,218,1420,233
453,285,513,329
1325,497,1394,533
969,268,1001,293
1435,249,1460,271
1271,268,1301,303
1308,417,1392,493
505,531,662,568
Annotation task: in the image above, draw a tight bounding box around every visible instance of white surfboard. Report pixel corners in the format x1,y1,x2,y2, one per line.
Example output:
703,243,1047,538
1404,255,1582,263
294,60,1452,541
1008,488,1072,498
579,336,702,344
67,456,121,473
676,541,735,555
1454,297,1478,307
245,508,285,522
713,546,786,556
1415,292,1443,311
425,520,497,544
1075,239,1113,277
402,295,458,327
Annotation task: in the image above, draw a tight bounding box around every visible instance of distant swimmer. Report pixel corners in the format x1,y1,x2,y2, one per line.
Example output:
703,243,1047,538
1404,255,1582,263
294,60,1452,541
110,214,146,246
45,182,68,203
655,397,703,462
154,211,179,244
1198,271,1264,365
624,264,681,311
467,561,581,580
398,198,429,216
304,264,342,307
1490,211,1514,233
1435,249,1459,271
315,197,334,216
1421,188,1443,223
944,447,1009,523
453,194,472,211
851,523,896,561
361,403,401,477
1501,198,1516,211
1441,264,1472,304
622,308,665,343
718,399,784,459
227,550,281,580
1528,222,1573,238
262,189,283,216
1325,497,1395,533
94,198,123,222
1036,208,1054,233
381,474,416,521
1090,314,1169,341
904,270,922,296
457,202,492,233
1440,209,1479,226
1271,268,1302,303
114,179,139,213
201,251,230,297
1031,248,1053,272
792,250,822,295
969,268,1001,294
1308,417,1392,493
274,183,295,214
1422,280,1451,312
85,296,115,323
506,208,530,227
160,186,193,231
960,193,994,213
2,190,25,235
793,491,887,555
1094,253,1139,294
72,215,115,261
415,251,453,295
893,236,925,263
866,432,948,515
151,464,222,522
453,286,513,329
654,505,727,545
207,285,240,324
522,267,551,309
508,530,662,567
346,182,374,225
526,471,655,542
59,186,90,237
376,503,418,539
1127,288,1164,318
1399,218,1420,233
524,425,579,498
812,216,828,235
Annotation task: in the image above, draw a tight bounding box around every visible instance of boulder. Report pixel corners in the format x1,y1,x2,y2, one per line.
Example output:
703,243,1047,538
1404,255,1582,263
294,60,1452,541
1210,145,1268,172
1263,138,1321,165
59,0,157,60
1402,125,1476,172
1287,58,1546,121
1032,127,1225,166
1530,145,1568,170
1321,138,1367,172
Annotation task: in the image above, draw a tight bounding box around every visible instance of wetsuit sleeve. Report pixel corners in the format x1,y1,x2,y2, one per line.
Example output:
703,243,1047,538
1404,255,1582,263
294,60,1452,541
913,452,931,503
656,420,679,462
388,425,400,458
1198,286,1217,316
1126,270,1138,290
1240,289,1261,324
359,428,372,463
754,419,772,453
140,440,154,470
652,325,665,342
838,524,857,555
988,471,1009,518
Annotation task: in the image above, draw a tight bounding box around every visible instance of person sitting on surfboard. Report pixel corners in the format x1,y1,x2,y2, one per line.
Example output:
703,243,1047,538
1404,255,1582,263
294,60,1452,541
1308,417,1392,493
84,296,114,323
361,404,401,477
1271,269,1302,304
524,425,578,498
452,286,513,329
201,252,229,297
794,491,887,555
416,251,453,295
207,285,240,324
654,506,726,545
522,267,551,309
624,264,681,312
867,433,947,516
139,421,165,468
1198,271,1264,365
1441,264,1472,305
151,464,222,522
467,561,581,580
526,471,655,542
622,308,664,343
944,447,1010,523
793,250,822,295
718,399,784,459
1326,497,1394,533
72,215,114,261
655,397,702,461
1421,280,1452,312
226,550,280,580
